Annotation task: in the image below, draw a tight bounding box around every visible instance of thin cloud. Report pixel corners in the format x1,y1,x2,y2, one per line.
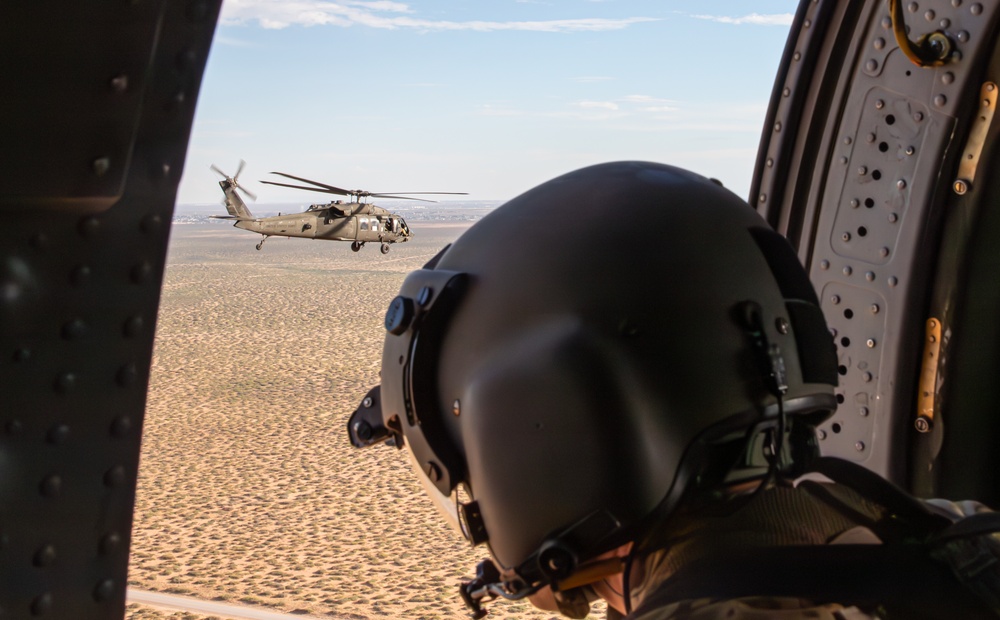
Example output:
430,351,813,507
577,101,619,111
221,0,658,31
691,13,793,26
476,98,767,132
480,95,685,120
621,94,676,104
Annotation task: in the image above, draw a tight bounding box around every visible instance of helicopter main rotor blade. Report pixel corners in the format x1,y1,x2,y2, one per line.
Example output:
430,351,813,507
260,180,345,195
368,195,438,203
372,192,469,196
268,172,353,196
263,171,468,202
368,191,469,203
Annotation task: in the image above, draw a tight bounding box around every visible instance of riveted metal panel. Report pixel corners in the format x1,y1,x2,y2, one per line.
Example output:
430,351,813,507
753,0,1000,483
0,2,221,617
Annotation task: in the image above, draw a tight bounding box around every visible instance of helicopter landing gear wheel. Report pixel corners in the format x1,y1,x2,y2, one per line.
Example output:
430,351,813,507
351,241,362,252
256,235,267,251
255,241,263,251
380,243,391,254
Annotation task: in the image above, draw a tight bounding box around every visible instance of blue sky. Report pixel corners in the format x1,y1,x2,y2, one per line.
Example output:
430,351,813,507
177,0,798,206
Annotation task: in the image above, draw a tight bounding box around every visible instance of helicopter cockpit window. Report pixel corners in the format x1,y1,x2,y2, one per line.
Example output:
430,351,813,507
360,218,369,231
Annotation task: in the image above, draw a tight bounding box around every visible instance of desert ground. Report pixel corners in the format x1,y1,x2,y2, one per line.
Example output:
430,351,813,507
127,219,602,619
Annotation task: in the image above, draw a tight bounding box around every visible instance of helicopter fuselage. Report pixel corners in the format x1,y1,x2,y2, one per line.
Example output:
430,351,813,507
213,173,413,252
236,203,411,245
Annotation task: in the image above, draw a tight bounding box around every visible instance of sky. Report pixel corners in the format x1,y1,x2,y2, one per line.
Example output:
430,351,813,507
176,0,799,206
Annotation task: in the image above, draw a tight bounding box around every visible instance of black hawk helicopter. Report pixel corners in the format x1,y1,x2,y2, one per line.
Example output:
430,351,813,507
210,162,466,253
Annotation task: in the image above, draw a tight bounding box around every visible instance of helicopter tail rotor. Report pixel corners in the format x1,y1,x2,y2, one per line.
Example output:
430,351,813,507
211,160,257,201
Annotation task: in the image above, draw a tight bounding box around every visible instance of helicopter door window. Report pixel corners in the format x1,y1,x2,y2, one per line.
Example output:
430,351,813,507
360,218,369,231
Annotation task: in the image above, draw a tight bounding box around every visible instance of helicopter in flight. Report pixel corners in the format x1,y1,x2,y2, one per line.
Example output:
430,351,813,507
211,161,466,253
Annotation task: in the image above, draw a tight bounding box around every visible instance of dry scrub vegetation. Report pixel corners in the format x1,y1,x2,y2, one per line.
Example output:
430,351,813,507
129,223,586,619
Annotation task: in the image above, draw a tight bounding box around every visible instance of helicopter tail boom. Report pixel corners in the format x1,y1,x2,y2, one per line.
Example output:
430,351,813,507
212,161,256,220
220,182,254,219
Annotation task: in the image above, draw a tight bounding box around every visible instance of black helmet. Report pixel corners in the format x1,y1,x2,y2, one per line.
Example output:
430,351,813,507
350,161,837,595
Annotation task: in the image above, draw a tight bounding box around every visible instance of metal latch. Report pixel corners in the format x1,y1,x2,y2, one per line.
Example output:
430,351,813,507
916,318,942,433
954,82,998,195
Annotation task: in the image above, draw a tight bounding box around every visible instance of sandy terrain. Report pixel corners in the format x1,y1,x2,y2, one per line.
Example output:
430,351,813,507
128,222,598,619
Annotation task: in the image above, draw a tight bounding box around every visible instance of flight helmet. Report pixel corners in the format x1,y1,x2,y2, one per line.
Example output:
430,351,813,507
349,161,838,603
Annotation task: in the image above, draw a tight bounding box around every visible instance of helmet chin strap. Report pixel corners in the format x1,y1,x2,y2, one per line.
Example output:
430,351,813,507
459,559,539,619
